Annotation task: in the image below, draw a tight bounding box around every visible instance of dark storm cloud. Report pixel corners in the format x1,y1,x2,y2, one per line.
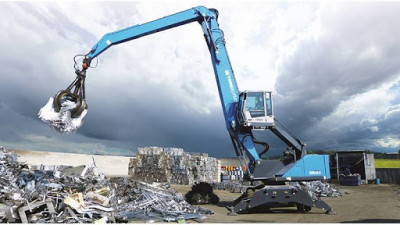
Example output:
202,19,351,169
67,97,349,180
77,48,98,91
0,97,132,155
274,2,400,151
77,74,232,155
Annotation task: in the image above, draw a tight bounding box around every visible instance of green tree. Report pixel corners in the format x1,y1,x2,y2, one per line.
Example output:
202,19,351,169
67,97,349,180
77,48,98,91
398,149,400,159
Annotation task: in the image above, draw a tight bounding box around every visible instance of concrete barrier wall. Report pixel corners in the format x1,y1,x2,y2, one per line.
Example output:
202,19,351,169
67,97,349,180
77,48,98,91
14,150,133,177
376,168,400,184
219,157,241,167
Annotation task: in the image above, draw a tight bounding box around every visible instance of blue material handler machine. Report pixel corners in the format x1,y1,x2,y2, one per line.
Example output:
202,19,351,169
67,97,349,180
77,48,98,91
53,6,335,214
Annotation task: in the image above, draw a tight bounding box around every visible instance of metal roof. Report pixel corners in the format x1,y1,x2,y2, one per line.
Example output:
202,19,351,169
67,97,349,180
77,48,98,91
336,150,367,153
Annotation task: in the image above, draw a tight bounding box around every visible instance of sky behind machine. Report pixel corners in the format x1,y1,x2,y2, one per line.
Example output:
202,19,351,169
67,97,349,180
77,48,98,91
1,2,399,156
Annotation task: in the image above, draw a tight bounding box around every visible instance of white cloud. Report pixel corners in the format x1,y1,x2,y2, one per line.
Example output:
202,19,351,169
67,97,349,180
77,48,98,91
384,104,400,120
376,137,400,148
303,76,400,149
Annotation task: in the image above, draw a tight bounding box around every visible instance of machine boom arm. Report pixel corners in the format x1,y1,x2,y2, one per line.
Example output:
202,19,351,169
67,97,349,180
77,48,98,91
271,118,306,160
88,7,210,59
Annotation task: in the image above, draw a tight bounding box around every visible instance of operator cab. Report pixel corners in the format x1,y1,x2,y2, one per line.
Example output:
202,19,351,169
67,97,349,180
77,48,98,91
238,91,274,129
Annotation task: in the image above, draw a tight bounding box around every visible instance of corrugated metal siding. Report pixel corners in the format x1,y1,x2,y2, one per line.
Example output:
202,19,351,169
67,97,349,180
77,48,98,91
376,168,400,184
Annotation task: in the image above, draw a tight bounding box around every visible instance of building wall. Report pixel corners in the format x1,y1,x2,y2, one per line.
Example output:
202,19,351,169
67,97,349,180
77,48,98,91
14,149,132,177
376,168,400,184
219,157,241,167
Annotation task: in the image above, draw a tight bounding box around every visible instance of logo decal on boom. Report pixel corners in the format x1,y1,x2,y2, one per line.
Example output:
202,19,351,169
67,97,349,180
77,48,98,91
225,70,237,102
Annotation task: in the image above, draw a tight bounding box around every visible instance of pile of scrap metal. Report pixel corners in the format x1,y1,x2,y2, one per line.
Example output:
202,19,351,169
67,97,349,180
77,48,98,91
185,182,219,205
213,181,248,193
111,179,213,222
299,181,342,199
129,147,221,185
212,180,263,193
0,147,213,223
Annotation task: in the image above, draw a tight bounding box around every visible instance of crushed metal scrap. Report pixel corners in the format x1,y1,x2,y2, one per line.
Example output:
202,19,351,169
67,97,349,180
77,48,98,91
212,180,263,193
299,180,342,198
38,97,88,133
0,147,213,223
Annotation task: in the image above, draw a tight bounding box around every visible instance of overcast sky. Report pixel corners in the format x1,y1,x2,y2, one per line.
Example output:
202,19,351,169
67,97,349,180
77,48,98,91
0,1,399,157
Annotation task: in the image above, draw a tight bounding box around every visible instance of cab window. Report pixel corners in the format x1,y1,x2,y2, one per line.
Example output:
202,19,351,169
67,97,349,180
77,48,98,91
266,92,272,116
246,92,265,117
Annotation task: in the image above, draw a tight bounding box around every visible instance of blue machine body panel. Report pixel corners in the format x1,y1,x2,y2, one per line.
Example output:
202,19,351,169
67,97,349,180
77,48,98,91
277,155,331,179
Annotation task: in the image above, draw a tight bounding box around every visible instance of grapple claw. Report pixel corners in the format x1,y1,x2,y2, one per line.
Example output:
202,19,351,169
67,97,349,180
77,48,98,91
53,72,87,118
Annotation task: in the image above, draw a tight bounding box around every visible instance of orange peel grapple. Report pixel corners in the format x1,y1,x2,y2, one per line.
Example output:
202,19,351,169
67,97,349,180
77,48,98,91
53,56,90,118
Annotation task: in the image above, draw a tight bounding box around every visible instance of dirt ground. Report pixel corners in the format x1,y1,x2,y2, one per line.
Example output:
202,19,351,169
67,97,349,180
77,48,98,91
172,183,400,223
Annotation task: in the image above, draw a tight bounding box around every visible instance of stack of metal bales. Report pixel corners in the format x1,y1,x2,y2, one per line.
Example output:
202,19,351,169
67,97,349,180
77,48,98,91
128,147,171,183
187,152,220,185
168,148,190,184
129,147,220,185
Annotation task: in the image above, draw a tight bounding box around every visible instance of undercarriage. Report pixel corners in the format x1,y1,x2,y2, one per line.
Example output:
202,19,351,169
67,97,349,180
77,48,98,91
228,184,337,215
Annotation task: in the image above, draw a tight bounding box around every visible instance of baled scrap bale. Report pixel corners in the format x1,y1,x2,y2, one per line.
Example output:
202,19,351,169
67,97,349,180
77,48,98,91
189,153,220,184
128,158,136,177
185,182,219,205
130,147,172,183
129,147,220,185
